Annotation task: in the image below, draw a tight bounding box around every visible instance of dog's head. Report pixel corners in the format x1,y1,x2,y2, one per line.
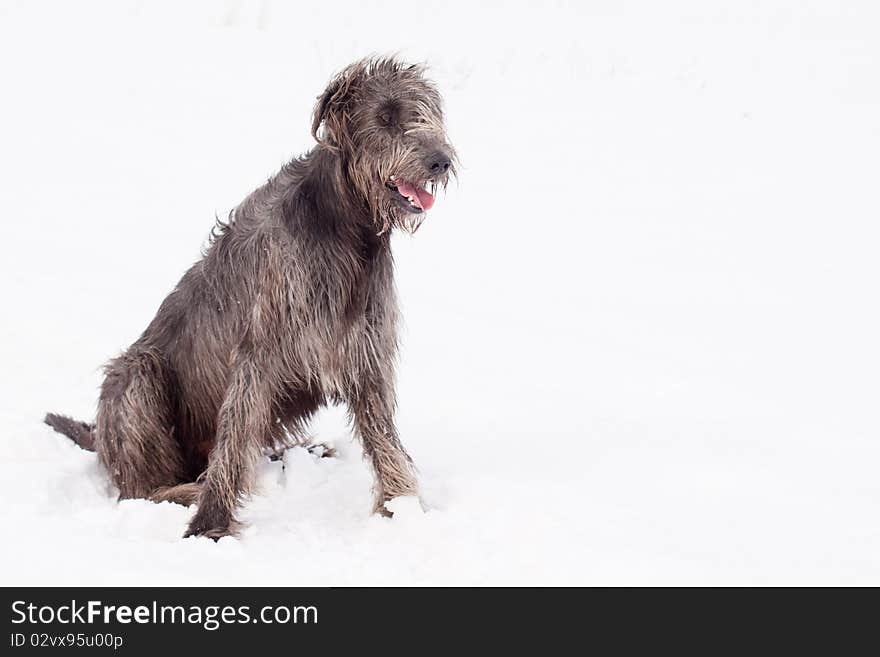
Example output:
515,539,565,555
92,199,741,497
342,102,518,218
312,57,457,233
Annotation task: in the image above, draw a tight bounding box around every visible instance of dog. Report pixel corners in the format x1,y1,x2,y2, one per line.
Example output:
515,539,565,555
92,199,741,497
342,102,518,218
45,57,456,539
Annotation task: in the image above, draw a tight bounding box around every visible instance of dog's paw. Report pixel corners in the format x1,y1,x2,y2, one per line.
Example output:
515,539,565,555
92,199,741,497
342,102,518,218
376,495,423,519
183,506,239,541
182,527,232,541
375,504,394,518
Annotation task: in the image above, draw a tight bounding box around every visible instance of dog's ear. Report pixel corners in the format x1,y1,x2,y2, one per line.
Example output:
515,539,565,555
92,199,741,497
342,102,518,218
311,71,355,148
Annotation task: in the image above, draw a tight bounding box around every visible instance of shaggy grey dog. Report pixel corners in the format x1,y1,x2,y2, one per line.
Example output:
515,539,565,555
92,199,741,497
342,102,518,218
45,57,456,539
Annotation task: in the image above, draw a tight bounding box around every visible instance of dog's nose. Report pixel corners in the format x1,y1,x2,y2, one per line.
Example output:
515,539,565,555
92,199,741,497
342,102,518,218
424,152,452,176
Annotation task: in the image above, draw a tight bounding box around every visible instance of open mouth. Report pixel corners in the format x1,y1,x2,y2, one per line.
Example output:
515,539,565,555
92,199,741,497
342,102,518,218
387,176,435,213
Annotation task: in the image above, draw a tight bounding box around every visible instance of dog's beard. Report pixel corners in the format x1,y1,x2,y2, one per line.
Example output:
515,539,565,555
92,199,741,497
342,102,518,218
375,198,425,236
395,208,426,235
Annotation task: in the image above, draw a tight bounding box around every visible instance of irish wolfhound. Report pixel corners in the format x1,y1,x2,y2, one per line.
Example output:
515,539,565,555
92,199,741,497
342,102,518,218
44,57,456,539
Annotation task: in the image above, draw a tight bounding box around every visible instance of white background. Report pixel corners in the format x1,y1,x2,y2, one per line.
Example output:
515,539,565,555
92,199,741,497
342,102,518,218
1,0,878,585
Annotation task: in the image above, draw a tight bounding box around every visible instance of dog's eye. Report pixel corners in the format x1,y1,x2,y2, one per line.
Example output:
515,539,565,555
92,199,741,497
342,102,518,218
377,102,400,128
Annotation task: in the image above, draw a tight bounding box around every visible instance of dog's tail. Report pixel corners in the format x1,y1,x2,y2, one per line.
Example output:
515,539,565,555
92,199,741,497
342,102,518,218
44,413,96,451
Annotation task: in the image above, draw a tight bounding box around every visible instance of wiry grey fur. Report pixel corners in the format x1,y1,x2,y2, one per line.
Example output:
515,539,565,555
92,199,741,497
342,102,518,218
44,57,456,539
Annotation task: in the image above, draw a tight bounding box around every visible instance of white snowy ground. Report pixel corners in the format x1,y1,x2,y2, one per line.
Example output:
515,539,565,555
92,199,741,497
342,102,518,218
1,1,879,585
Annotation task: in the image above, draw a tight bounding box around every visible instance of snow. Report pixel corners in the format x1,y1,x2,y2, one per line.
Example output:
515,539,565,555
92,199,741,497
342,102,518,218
1,0,879,585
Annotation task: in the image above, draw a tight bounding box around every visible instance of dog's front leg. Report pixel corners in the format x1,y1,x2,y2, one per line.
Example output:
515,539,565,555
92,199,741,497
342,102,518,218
348,384,419,515
184,356,274,539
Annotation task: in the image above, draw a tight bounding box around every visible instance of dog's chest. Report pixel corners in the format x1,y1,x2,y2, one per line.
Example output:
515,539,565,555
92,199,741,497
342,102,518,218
282,237,394,392
318,271,390,395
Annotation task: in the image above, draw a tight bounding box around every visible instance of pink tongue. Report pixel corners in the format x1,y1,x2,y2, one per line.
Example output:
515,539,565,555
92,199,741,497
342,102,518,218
396,182,435,210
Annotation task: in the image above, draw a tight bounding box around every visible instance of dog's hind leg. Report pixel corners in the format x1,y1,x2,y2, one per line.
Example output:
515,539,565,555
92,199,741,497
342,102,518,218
95,348,190,501
276,389,335,458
